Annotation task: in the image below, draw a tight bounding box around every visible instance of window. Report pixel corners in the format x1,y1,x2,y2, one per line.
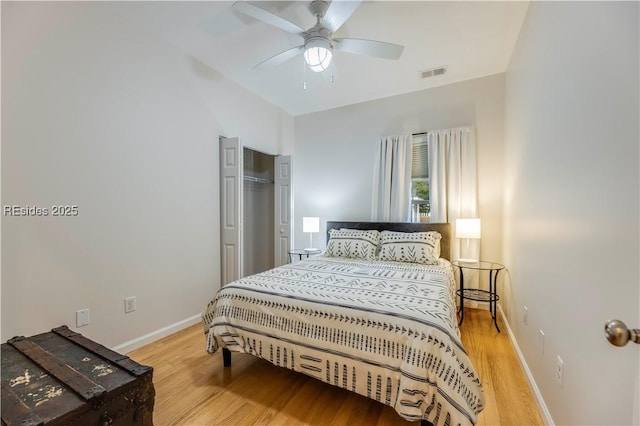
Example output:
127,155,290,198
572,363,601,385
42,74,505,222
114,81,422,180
411,137,430,222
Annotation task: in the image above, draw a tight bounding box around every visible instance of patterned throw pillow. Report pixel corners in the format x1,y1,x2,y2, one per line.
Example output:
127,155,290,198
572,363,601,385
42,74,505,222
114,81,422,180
378,231,441,265
324,229,380,260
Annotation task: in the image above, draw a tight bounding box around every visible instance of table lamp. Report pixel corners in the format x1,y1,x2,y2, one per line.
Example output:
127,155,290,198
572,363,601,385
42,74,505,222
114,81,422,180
456,218,481,263
303,217,320,251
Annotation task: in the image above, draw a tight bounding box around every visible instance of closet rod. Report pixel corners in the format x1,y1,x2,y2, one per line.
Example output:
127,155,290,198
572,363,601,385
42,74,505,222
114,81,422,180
244,175,273,184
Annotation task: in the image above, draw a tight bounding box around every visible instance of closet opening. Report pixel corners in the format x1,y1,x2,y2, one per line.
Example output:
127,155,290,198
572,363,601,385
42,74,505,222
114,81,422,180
243,147,275,277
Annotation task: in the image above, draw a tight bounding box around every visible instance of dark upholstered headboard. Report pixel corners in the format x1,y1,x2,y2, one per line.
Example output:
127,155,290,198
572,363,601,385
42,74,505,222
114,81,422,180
326,221,452,261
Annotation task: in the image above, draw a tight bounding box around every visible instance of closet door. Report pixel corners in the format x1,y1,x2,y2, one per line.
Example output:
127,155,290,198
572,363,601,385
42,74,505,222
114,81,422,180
220,137,242,284
274,155,292,266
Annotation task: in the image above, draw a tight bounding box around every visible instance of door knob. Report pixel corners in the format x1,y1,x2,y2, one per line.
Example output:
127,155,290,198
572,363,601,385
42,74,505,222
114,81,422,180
604,319,640,346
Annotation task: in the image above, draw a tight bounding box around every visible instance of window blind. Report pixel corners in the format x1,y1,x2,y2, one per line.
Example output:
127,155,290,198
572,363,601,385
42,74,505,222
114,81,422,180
411,139,429,179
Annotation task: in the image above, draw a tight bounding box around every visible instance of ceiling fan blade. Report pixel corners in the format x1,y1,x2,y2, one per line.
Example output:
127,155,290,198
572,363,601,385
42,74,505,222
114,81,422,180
322,0,362,33
254,45,304,69
232,1,304,35
333,38,404,60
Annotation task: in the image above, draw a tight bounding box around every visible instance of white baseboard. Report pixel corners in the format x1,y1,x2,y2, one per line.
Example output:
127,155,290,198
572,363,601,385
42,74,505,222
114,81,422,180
498,305,554,426
112,313,202,354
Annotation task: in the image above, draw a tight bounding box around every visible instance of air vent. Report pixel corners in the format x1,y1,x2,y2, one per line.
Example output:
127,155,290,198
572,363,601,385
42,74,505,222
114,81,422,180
419,66,447,79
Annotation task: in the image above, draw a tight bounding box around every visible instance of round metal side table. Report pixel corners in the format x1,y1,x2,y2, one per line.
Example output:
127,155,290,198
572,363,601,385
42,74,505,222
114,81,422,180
288,249,322,262
452,260,505,332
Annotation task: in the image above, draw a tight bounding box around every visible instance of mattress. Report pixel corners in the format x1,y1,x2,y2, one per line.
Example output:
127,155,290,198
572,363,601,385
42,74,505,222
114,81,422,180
202,256,485,426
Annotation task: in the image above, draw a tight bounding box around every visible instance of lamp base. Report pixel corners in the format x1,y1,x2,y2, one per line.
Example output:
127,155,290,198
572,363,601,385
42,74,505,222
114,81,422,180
458,258,478,264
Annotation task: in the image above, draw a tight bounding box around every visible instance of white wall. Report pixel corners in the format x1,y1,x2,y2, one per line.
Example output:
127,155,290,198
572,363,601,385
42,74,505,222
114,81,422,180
1,2,292,348
503,2,639,425
293,74,505,270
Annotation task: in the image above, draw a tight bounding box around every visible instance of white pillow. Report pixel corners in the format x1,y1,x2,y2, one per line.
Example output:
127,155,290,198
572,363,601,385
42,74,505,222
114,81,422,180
324,229,380,260
378,230,441,265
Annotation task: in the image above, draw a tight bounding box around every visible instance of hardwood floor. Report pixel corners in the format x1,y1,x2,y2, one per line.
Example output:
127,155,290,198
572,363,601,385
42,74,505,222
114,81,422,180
128,308,544,425
458,309,543,426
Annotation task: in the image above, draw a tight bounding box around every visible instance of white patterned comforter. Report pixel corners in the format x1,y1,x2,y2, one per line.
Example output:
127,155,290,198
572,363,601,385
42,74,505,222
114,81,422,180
202,256,485,426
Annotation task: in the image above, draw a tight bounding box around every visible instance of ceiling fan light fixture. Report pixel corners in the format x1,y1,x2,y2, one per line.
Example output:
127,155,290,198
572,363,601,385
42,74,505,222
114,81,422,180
303,38,332,72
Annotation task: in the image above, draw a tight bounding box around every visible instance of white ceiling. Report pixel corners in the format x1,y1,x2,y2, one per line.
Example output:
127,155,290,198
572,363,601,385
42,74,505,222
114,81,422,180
109,1,530,116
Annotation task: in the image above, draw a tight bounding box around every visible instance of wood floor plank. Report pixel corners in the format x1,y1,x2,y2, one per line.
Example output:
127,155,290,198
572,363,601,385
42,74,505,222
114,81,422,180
129,308,544,425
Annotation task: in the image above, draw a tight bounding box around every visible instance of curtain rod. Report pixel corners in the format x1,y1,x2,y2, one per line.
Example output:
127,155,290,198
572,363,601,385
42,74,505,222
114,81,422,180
413,127,472,136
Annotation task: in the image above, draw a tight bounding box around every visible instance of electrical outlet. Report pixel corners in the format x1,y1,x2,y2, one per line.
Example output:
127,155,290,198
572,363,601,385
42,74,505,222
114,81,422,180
555,355,564,386
524,306,528,325
539,329,545,354
76,309,90,327
124,296,136,314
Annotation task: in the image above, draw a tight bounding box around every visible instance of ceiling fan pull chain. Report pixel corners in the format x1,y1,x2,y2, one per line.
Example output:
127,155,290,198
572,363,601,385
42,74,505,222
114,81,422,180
303,57,307,91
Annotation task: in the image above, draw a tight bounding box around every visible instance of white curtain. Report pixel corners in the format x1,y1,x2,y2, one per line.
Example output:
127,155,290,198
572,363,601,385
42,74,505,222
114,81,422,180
428,127,478,261
371,135,413,221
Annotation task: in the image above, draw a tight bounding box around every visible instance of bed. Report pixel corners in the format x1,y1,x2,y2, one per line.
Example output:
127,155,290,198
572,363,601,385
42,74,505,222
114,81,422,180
202,221,485,426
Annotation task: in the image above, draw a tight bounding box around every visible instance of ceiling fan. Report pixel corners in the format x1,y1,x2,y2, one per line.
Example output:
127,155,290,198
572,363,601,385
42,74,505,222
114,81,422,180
232,0,404,73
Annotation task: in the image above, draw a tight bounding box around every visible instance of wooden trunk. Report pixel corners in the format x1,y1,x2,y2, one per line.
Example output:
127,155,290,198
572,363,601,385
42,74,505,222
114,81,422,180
1,326,154,426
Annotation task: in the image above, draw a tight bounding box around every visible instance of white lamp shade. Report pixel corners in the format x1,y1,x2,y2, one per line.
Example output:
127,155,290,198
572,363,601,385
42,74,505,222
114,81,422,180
303,217,320,233
456,218,481,239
